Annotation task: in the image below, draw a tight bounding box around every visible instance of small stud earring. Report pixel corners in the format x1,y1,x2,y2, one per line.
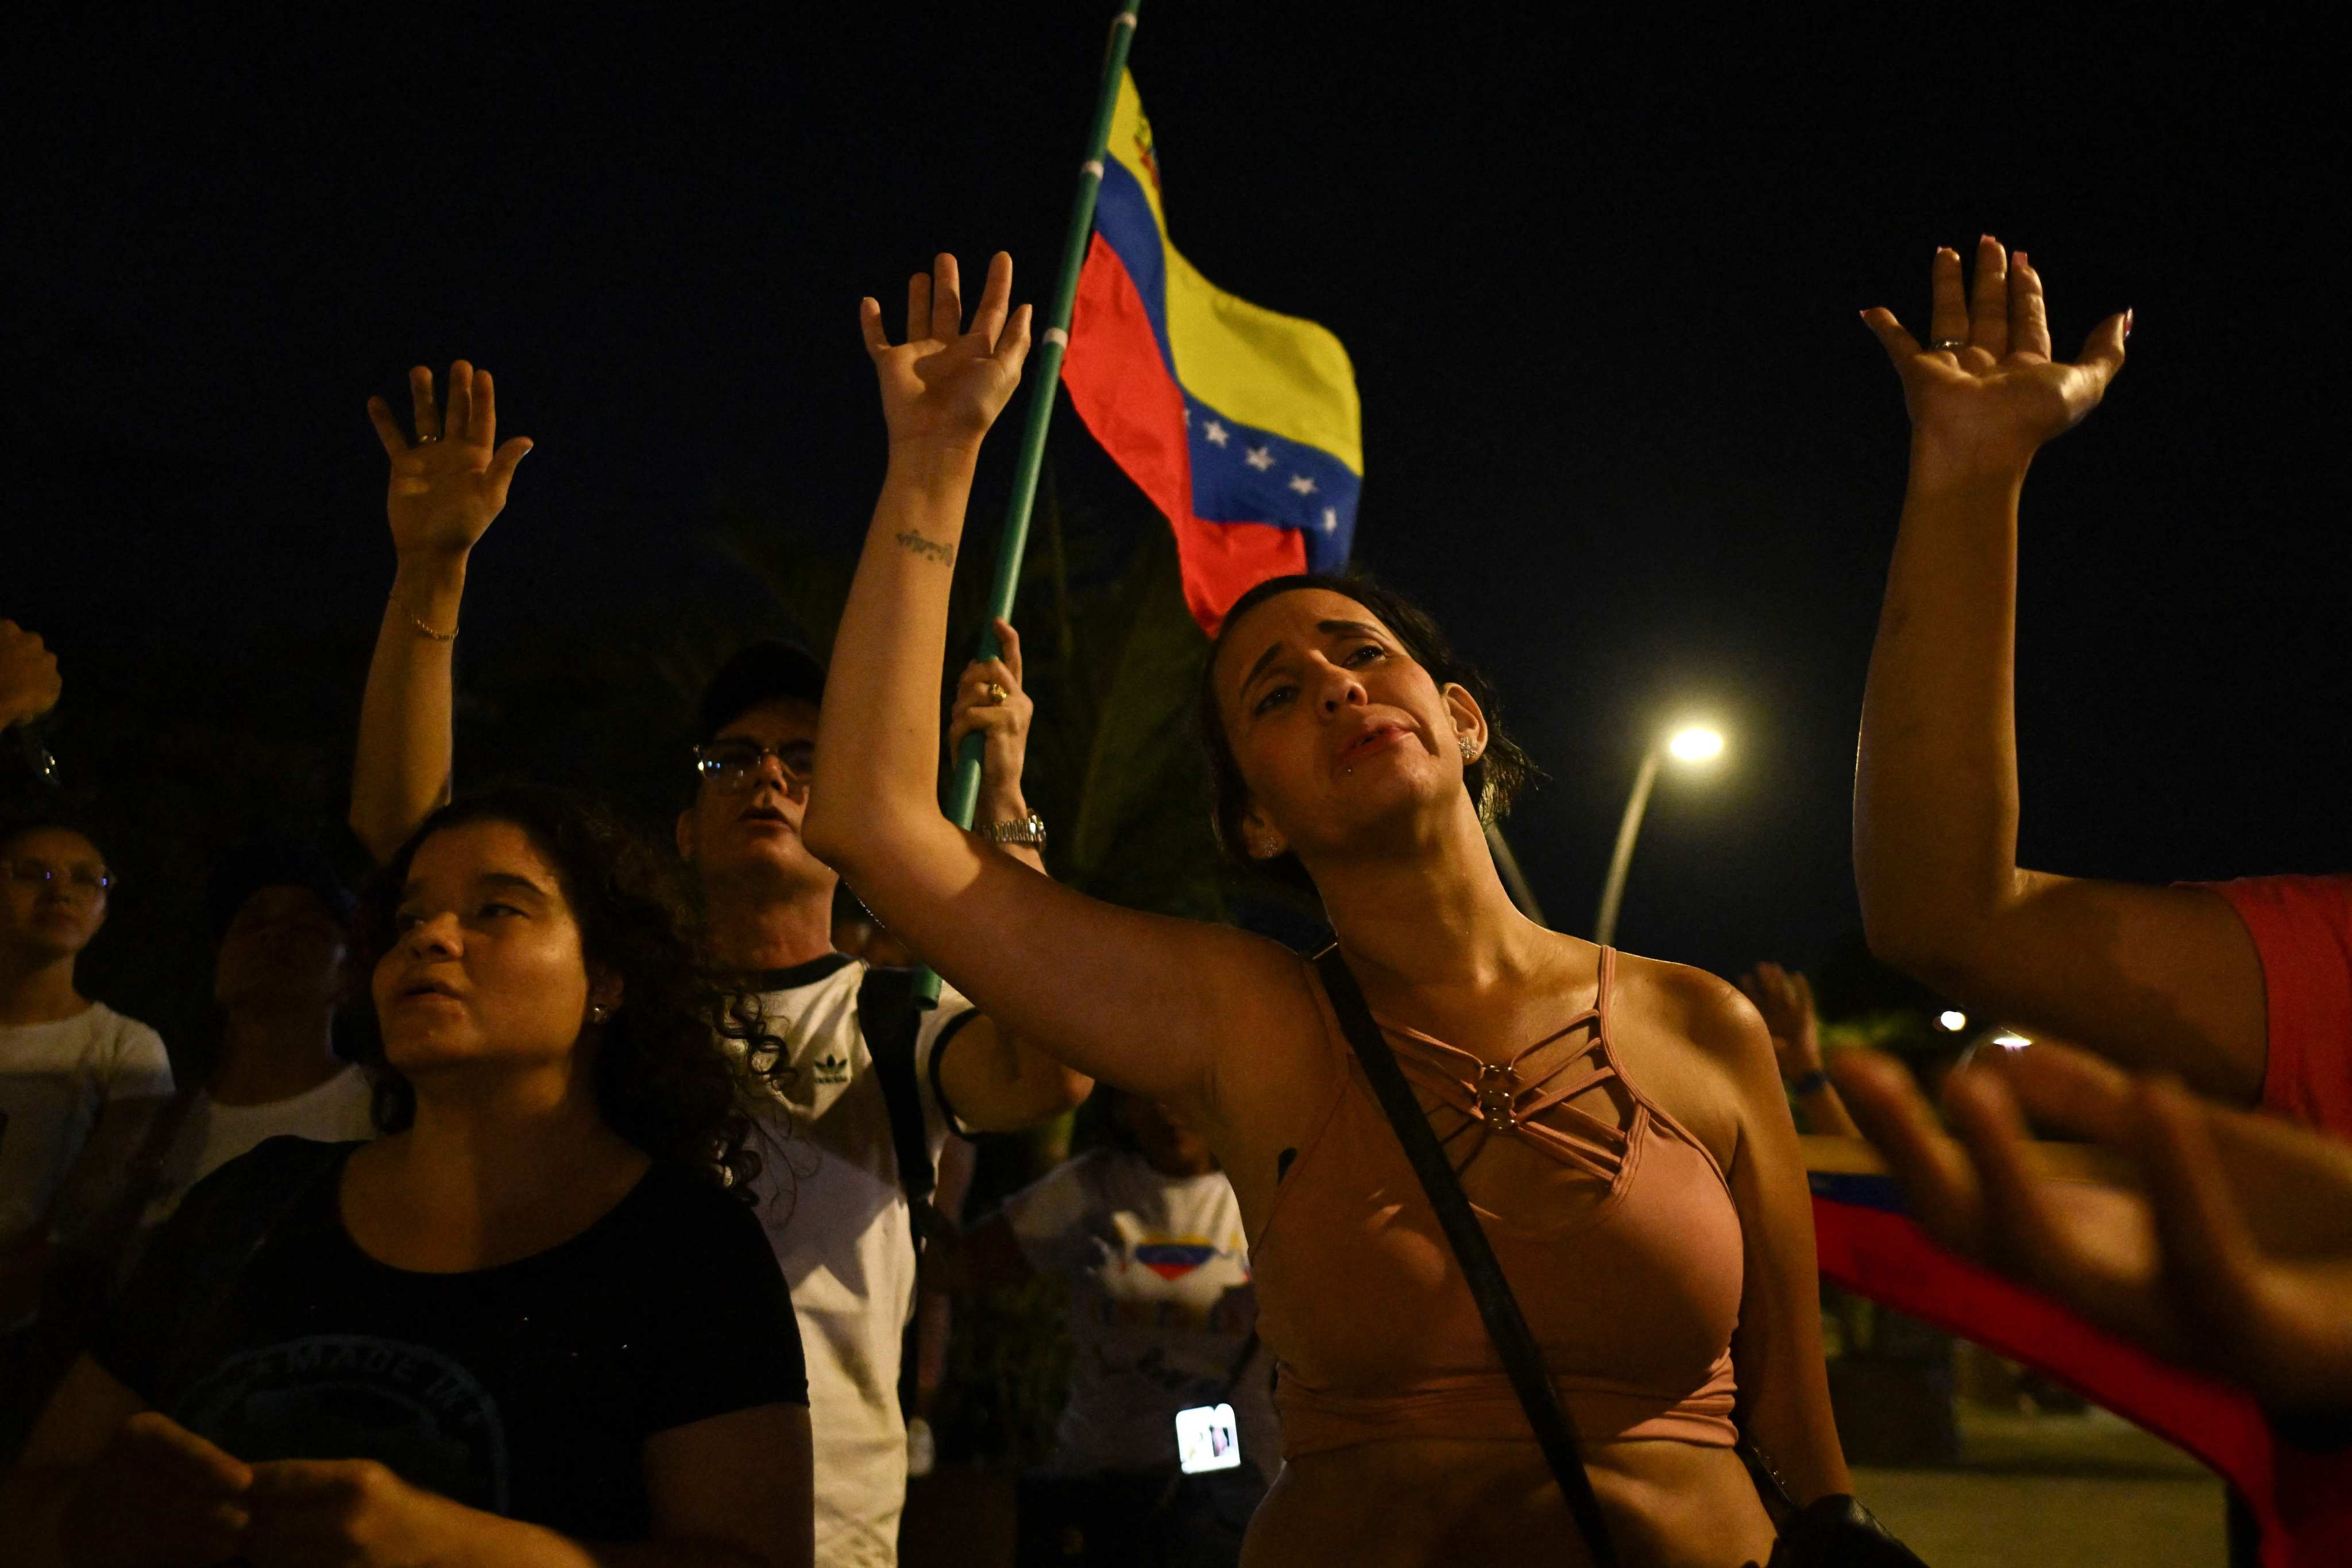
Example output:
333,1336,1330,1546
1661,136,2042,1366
589,1005,610,1024
1459,739,1479,763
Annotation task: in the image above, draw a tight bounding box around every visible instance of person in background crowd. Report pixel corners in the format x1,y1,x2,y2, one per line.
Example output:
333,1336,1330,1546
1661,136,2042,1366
809,252,1852,1567
956,1087,1273,1568
347,360,1090,1566
1832,1040,2352,1444
1853,237,2352,1137
1,809,173,1455
129,839,377,1250
827,889,973,1482
0,786,814,1567
1738,963,1861,1139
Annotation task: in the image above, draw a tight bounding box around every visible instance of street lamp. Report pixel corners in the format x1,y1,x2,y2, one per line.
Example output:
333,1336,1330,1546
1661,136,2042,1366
1592,724,1726,948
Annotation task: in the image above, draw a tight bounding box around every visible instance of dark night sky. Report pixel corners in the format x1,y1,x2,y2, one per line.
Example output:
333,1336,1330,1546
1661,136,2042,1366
10,6,2347,982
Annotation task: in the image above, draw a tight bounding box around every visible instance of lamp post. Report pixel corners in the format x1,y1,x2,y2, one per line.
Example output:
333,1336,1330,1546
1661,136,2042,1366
1592,725,1724,947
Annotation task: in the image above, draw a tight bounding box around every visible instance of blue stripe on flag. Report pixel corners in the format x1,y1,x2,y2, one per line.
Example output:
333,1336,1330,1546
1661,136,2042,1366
1184,393,1358,571
1092,160,1176,371
1806,1171,1912,1215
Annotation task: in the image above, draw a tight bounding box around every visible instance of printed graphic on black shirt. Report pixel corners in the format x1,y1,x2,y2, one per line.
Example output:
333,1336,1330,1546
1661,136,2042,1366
178,1334,509,1513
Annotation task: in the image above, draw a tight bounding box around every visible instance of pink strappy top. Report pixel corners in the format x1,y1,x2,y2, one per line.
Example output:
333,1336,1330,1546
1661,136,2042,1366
1252,948,1744,1457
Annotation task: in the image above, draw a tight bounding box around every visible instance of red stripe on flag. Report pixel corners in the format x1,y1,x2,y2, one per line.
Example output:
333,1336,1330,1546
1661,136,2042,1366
1167,516,1304,636
1062,234,1308,635
1815,1196,2352,1567
1063,234,1192,528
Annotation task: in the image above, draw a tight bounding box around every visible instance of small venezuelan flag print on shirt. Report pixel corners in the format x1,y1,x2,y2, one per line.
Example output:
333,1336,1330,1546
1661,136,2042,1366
1133,1238,1221,1282
1063,69,1364,635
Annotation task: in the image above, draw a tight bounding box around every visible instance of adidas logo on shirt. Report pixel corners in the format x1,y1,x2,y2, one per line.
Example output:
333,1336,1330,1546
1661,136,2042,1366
812,1052,851,1087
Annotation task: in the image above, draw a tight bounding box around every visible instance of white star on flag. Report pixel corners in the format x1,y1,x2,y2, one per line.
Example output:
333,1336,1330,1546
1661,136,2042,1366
1245,446,1275,471
1321,507,1339,533
1182,405,1191,426
1203,420,1230,446
1288,474,1318,495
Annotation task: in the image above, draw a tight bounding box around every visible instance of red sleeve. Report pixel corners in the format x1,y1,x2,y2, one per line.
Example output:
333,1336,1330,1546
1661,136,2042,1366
2202,875,2352,1138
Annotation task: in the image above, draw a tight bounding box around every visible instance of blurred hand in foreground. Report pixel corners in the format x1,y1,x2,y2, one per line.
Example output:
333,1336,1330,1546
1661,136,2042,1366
1833,1041,2352,1420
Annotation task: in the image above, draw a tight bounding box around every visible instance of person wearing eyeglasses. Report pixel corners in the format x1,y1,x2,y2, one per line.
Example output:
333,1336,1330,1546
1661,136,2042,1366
346,361,1091,1566
1,813,173,1456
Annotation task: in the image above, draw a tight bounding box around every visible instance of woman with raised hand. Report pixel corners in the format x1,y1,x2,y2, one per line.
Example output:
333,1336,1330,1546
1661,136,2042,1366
805,252,1852,1567
0,786,812,1568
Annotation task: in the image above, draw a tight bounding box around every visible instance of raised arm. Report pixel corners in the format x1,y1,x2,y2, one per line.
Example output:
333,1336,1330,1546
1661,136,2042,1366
350,362,532,863
1852,241,2266,1104
803,253,1312,1103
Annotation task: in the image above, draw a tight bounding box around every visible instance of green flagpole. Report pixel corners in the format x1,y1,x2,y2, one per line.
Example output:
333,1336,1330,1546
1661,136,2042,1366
913,1,1141,1008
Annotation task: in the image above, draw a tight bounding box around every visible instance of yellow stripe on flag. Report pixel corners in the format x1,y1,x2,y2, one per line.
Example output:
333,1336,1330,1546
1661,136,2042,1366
1106,73,1364,476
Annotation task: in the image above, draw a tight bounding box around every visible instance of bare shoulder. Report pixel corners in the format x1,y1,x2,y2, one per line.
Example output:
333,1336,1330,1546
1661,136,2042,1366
1611,952,1782,1171
1616,953,1775,1075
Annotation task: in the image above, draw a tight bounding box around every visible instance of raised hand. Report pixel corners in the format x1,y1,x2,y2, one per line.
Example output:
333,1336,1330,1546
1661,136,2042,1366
948,618,1035,821
860,253,1033,458
365,361,533,564
0,620,62,729
1737,962,1824,1084
1861,237,2129,469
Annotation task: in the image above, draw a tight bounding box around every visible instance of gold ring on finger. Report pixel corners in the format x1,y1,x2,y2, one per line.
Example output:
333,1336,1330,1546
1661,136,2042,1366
415,434,442,445
1929,339,1968,354
984,682,1010,704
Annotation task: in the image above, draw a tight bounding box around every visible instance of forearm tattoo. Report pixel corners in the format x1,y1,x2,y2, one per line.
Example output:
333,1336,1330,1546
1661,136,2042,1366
895,529,956,566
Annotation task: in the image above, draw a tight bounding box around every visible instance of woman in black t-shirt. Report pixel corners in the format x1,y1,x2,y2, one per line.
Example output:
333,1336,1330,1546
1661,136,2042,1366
0,787,813,1568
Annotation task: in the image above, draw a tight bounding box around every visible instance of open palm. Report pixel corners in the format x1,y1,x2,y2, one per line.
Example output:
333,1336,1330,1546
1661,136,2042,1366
860,252,1032,453
365,360,532,561
1863,237,2129,465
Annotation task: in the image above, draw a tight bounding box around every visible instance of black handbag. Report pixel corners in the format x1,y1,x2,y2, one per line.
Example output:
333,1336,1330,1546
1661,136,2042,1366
1313,948,1928,1568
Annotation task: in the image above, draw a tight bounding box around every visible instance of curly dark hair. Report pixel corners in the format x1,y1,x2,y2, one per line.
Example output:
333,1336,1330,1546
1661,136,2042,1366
345,785,786,1201
1196,571,1537,892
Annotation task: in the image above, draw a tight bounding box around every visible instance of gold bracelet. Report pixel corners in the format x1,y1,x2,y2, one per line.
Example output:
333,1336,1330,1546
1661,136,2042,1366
405,603,458,642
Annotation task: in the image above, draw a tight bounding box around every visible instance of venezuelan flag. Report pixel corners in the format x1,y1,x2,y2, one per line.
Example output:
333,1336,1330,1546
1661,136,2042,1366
1061,71,1362,634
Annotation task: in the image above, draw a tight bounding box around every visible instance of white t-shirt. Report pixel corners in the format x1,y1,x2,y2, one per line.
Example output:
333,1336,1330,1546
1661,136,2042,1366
1003,1148,1276,1478
736,955,975,1568
0,1002,174,1267
138,1064,379,1234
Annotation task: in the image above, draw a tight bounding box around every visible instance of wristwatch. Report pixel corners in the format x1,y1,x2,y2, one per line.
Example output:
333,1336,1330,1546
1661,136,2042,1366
983,811,1048,849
